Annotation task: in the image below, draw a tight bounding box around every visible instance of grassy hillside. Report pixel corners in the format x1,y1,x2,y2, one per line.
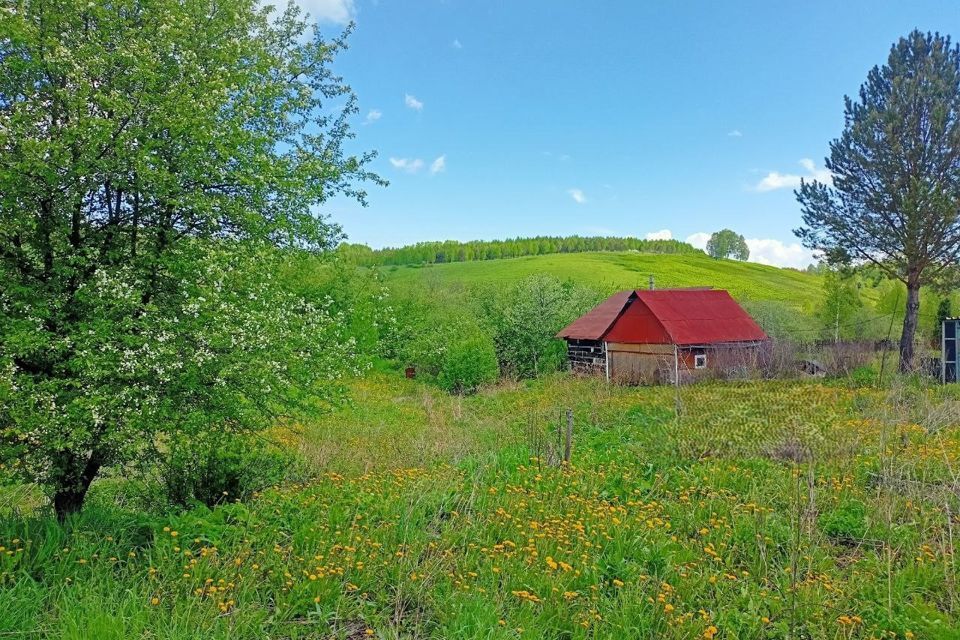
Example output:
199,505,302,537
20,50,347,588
383,251,823,313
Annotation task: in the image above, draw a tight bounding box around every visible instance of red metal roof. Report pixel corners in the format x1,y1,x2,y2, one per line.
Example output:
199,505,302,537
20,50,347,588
557,289,768,345
602,293,671,343
555,290,633,340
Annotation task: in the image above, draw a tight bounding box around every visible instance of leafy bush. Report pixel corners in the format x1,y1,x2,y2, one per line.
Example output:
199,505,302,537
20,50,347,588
848,365,878,387
161,436,293,509
480,275,600,378
437,337,499,394
820,500,868,541
741,300,819,340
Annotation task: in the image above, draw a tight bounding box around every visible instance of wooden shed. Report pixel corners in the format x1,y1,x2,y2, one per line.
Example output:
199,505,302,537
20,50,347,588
557,288,769,384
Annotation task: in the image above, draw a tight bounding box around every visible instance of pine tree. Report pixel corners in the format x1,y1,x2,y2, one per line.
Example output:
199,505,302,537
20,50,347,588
796,31,960,372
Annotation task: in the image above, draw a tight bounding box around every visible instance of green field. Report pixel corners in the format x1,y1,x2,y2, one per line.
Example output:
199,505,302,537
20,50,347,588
4,372,960,639
383,252,824,313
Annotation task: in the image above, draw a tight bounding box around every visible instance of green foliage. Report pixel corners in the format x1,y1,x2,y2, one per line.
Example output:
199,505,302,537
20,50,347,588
706,229,750,261
280,255,396,362
874,279,943,343
0,0,381,516
2,247,361,511
389,285,487,379
480,275,600,378
795,30,960,369
815,269,864,341
847,366,879,387
436,336,499,394
820,500,868,541
161,435,293,509
387,274,599,387
340,236,702,266
740,300,819,340
937,298,954,339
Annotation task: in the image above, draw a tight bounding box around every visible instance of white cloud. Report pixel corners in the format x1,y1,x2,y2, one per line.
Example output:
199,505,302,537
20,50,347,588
645,229,673,241
685,232,711,250
404,93,424,111
452,38,462,49
754,158,831,192
727,129,743,137
429,155,446,174
364,109,382,124
567,188,587,204
297,0,355,24
389,157,424,173
745,237,816,269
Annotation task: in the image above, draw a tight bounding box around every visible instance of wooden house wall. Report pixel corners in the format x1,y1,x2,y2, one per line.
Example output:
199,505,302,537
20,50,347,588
607,342,675,384
565,339,768,385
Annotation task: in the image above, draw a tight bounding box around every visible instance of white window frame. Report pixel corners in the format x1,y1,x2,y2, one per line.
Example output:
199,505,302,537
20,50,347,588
694,353,707,370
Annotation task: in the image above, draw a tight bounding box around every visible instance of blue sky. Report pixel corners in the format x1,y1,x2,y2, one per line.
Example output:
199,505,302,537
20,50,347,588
304,0,960,267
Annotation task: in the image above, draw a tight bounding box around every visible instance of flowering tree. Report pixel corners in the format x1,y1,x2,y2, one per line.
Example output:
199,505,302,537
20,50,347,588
0,0,382,517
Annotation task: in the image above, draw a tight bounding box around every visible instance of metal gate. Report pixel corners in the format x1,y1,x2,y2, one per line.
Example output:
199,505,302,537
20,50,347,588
945,318,959,384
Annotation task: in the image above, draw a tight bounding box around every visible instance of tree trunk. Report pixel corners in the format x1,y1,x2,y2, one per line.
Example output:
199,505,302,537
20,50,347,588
898,280,921,373
52,452,103,521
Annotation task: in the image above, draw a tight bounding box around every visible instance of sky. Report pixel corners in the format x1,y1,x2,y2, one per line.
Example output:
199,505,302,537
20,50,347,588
301,0,960,268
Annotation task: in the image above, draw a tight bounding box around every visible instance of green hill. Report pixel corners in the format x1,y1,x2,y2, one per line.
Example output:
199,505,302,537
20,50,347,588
384,251,821,311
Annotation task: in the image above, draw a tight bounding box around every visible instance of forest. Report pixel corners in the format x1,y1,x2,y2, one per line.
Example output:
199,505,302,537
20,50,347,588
338,236,700,266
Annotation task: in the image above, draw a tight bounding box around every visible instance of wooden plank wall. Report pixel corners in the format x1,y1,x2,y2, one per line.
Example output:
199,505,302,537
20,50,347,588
607,343,675,384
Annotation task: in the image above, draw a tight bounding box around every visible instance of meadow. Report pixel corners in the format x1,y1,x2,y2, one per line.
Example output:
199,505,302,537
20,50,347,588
382,252,825,314
4,370,960,639
5,5,960,639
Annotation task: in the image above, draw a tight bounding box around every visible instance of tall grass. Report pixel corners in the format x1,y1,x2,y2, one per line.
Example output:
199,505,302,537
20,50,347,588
2,373,959,638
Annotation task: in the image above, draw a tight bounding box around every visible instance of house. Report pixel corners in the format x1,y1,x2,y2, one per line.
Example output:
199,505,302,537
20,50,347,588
557,288,769,384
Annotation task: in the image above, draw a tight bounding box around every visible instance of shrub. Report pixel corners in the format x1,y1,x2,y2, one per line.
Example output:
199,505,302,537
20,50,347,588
848,365,878,387
821,500,868,541
479,275,601,378
437,337,499,394
161,436,293,509
741,300,819,341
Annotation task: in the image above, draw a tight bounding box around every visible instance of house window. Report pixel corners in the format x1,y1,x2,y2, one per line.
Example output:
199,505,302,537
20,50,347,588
694,353,707,369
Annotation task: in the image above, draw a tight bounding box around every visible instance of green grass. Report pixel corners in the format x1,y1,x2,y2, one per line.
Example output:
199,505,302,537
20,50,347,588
4,372,960,639
383,252,825,313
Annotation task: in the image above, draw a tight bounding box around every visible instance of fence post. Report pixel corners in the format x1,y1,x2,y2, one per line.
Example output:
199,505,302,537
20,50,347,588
564,409,573,464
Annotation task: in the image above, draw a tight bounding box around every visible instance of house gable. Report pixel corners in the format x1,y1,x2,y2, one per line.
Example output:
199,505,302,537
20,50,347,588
602,297,672,344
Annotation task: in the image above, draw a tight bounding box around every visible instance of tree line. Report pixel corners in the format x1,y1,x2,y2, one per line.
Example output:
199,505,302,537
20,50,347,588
338,236,701,266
